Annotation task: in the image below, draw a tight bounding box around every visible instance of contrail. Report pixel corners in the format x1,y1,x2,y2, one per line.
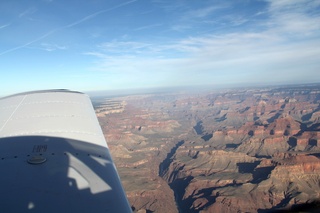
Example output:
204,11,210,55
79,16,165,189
0,23,11,29
0,0,138,56
0,29,57,56
64,0,137,28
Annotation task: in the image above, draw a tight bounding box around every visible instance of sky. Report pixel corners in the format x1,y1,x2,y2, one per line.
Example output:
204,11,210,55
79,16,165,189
1,0,320,96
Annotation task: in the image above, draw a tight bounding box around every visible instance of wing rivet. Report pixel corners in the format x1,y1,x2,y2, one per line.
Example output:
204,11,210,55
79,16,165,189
27,156,47,165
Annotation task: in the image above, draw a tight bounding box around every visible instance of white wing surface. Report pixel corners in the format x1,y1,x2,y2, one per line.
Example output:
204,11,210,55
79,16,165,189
0,90,132,213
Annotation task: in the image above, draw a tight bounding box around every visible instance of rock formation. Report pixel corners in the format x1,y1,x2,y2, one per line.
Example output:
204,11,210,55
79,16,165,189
94,84,320,212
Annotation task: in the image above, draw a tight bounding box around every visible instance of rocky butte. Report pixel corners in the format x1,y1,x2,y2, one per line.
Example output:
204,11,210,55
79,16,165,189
92,84,320,213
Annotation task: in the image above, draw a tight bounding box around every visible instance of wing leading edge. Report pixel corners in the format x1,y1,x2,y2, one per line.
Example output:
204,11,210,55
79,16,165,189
0,90,132,213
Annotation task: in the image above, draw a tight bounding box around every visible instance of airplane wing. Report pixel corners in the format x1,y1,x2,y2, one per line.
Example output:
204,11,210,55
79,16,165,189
0,90,132,213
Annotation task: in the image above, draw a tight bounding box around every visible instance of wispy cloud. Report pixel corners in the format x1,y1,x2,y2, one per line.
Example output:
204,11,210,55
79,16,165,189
86,0,320,86
171,24,191,32
186,6,224,19
134,23,162,31
98,41,151,53
27,43,68,51
267,0,320,12
90,40,187,58
266,0,320,36
0,29,57,56
64,0,137,28
19,7,37,18
170,3,230,33
0,0,138,56
86,33,320,87
0,23,10,29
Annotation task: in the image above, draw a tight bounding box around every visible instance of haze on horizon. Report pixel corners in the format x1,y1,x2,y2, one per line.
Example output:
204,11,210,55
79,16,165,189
1,0,320,96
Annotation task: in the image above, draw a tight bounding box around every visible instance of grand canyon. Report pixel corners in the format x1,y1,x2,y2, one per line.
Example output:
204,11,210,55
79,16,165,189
92,84,320,212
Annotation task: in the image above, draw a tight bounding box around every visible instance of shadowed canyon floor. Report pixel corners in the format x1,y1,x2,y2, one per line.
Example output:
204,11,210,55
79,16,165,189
93,84,320,212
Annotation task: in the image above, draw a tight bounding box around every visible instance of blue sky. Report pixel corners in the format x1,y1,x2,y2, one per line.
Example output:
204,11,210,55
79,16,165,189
1,0,320,96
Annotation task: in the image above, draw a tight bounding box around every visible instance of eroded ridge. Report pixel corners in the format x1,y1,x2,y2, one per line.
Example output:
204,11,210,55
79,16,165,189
94,84,320,212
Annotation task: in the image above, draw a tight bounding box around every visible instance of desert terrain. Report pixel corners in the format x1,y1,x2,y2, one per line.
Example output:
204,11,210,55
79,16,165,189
92,84,320,212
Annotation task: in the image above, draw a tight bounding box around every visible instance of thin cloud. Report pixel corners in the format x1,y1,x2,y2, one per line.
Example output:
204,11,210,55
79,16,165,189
0,23,10,29
265,0,320,37
86,0,320,86
0,0,138,56
27,43,68,51
19,8,37,18
186,6,224,19
170,4,230,33
267,0,320,12
99,41,150,51
90,40,185,58
171,24,192,32
64,0,138,28
134,23,162,31
0,29,57,56
86,33,320,86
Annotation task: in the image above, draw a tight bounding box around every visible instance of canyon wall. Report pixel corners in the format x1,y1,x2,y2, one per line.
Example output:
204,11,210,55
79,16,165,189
94,84,320,212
